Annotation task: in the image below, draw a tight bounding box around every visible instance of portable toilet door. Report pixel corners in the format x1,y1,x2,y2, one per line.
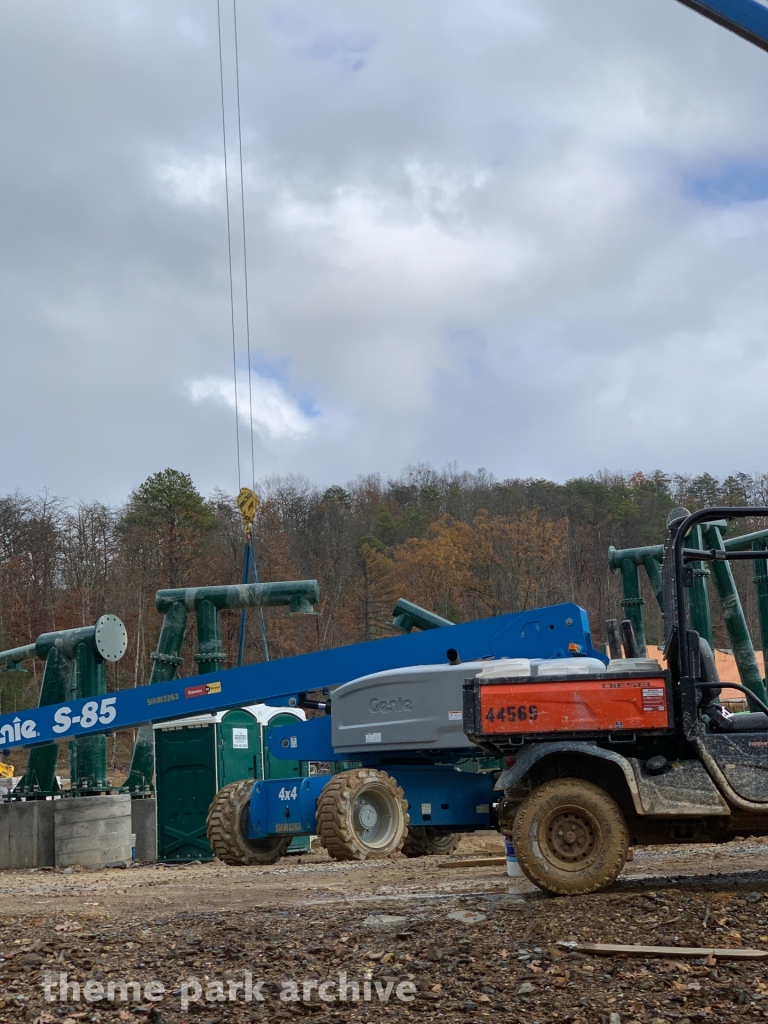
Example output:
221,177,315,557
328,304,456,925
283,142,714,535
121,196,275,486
155,723,217,862
263,711,303,780
218,708,262,788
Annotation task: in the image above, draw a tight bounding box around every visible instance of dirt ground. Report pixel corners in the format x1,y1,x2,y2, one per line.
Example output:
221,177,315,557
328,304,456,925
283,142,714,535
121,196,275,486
5,833,768,1024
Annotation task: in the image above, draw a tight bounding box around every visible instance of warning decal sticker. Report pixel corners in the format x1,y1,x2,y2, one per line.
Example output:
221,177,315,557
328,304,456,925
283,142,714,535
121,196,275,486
642,688,665,712
184,681,222,699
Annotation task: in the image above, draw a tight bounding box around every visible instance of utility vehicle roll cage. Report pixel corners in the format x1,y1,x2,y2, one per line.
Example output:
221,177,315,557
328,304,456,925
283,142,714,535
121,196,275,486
664,507,768,735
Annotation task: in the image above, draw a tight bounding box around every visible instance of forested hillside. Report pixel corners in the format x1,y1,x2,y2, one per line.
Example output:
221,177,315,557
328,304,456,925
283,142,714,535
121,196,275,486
1,465,767,713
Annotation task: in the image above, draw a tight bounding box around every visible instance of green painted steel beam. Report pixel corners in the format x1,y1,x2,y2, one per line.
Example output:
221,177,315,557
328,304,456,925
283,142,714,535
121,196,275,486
123,601,188,794
155,581,320,616
642,555,664,612
608,525,768,570
608,544,665,569
391,599,454,632
0,618,128,667
752,540,768,694
195,598,226,676
15,649,71,795
618,560,647,656
721,527,768,551
11,617,127,797
69,641,109,794
1,643,36,670
702,523,768,708
686,524,714,647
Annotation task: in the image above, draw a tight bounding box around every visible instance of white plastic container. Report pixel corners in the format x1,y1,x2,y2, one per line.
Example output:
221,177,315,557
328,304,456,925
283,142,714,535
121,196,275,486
535,657,607,678
504,836,524,876
606,657,661,674
477,658,533,679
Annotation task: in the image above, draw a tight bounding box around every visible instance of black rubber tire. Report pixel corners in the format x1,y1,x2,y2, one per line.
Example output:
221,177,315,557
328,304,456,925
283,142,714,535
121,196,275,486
402,826,461,858
512,778,629,896
316,768,408,861
207,779,291,866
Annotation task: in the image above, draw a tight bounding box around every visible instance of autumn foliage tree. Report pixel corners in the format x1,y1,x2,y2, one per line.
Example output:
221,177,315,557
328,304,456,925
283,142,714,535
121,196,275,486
2,464,768,725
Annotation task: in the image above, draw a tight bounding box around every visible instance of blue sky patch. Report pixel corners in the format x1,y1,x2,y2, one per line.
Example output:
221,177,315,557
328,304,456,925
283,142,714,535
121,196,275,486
685,161,768,205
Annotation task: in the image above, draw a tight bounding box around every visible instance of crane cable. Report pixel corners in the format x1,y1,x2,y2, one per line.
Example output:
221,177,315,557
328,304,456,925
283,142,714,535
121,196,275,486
216,0,257,492
216,0,269,661
233,0,257,494
216,0,242,492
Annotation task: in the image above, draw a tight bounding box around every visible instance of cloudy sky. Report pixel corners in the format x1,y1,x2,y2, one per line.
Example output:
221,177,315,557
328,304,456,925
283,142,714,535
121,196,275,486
2,0,768,502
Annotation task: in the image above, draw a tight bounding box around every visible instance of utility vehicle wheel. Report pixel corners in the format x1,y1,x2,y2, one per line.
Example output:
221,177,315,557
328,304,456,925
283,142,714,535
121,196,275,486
316,768,408,861
512,778,628,896
207,779,291,866
402,826,461,858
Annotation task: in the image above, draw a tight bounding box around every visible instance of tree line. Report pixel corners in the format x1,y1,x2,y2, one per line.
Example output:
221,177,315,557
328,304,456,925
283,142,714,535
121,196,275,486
1,465,767,715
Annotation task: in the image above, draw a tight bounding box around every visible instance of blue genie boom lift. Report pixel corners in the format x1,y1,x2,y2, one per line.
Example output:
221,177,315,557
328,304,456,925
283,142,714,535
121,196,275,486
0,598,605,863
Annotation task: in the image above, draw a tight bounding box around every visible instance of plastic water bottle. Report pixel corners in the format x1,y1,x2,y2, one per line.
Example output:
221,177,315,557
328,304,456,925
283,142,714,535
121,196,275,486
505,836,523,877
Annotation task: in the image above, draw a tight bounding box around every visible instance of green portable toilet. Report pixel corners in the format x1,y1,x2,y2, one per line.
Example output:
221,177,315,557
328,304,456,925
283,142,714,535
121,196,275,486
154,704,307,862
218,708,263,787
264,712,305,780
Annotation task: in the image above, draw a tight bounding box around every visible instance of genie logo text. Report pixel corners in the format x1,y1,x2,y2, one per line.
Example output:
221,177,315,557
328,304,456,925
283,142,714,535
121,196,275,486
368,696,413,713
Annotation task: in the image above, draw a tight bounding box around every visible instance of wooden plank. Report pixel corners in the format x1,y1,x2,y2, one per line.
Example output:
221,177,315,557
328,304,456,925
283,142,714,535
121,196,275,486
438,857,506,869
558,941,768,960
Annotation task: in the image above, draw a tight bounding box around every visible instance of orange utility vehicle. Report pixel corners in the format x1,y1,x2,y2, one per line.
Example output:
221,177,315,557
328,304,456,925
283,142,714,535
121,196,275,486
464,508,768,895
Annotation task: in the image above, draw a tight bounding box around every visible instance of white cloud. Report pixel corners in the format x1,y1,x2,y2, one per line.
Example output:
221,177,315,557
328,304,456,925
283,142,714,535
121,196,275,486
4,0,768,501
187,373,317,441
153,154,224,208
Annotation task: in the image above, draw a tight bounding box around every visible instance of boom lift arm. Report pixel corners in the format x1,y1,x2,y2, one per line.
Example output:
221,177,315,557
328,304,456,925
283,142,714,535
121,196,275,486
673,0,768,52
0,603,602,753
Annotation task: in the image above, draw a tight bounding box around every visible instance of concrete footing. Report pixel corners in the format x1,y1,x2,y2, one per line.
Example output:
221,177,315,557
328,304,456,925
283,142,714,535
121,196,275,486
55,794,132,868
0,800,55,869
0,793,158,870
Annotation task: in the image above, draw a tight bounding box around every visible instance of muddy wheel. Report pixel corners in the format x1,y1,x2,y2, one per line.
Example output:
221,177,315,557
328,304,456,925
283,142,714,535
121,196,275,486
207,779,291,866
512,778,628,896
401,826,461,858
316,768,408,861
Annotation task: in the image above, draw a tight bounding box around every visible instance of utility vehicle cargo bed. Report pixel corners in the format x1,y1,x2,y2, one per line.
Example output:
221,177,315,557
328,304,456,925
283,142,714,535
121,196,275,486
463,670,674,750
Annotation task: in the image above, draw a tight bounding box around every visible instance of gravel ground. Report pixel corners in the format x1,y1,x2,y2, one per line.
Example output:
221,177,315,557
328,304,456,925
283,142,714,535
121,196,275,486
5,835,768,1024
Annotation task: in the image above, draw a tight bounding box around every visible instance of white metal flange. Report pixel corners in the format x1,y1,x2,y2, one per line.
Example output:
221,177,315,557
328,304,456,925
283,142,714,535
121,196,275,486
94,614,128,662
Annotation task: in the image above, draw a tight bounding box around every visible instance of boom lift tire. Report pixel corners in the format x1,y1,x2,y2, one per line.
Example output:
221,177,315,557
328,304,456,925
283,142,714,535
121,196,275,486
207,779,291,866
316,768,408,861
402,826,460,857
512,778,629,895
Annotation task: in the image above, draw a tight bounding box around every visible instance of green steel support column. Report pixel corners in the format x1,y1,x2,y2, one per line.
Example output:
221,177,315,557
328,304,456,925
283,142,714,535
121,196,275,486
702,523,768,708
70,641,109,794
123,601,188,793
16,648,72,795
751,540,768,691
391,599,454,632
195,598,226,676
619,559,647,656
642,555,664,612
686,524,714,647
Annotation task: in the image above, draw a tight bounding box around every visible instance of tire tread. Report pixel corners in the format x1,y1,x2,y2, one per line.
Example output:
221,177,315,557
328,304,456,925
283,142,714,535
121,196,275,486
207,779,291,866
316,769,408,861
512,777,628,895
